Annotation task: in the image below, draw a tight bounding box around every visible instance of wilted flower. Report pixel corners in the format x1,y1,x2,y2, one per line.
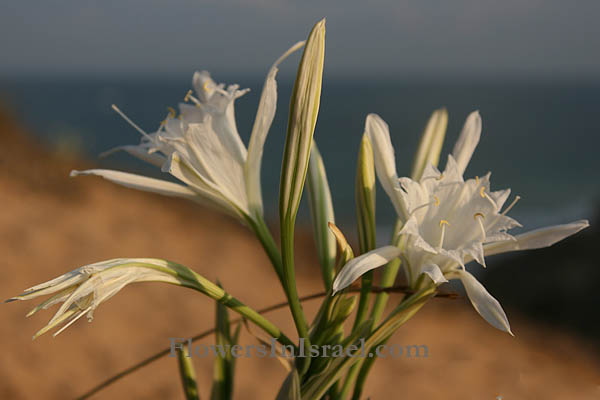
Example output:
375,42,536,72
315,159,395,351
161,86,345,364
72,41,304,224
333,112,589,334
7,259,185,339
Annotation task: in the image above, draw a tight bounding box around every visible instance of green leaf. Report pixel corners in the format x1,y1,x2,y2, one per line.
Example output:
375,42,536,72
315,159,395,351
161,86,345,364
306,143,336,290
176,343,200,400
275,368,302,400
301,288,435,400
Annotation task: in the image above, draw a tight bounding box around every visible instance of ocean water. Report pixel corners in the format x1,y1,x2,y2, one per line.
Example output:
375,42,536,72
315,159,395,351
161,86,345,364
1,76,598,237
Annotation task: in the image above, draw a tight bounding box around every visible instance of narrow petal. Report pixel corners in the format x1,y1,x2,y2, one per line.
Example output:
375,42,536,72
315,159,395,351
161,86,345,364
483,220,589,257
70,169,199,200
451,111,481,176
332,246,402,293
452,269,512,335
100,145,165,168
245,41,305,216
421,263,448,284
365,113,408,219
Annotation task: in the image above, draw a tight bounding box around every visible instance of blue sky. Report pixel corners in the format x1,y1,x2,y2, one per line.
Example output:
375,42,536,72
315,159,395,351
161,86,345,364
2,0,600,79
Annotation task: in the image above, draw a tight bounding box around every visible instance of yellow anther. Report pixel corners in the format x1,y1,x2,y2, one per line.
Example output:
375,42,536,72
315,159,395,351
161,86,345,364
434,195,440,206
184,89,193,102
203,80,211,91
480,186,486,198
439,219,450,227
475,176,480,184
473,212,485,220
167,106,176,118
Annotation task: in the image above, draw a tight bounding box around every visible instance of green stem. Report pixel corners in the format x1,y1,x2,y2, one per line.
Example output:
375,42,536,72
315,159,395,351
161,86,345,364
301,287,435,400
147,262,296,349
247,215,284,284
350,219,403,399
351,284,436,400
280,219,311,375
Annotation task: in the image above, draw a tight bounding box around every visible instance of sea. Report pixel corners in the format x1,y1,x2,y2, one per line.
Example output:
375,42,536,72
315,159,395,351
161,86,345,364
1,75,598,241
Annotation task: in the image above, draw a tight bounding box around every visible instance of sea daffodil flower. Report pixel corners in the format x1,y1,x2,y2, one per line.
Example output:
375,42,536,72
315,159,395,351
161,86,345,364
6,259,186,339
72,41,304,224
333,112,589,334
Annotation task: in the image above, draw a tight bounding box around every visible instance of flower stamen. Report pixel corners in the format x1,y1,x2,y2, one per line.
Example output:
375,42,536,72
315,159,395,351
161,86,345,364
474,212,486,240
501,195,521,216
53,306,92,338
479,186,498,208
409,195,440,216
438,219,450,248
184,91,205,109
111,105,153,140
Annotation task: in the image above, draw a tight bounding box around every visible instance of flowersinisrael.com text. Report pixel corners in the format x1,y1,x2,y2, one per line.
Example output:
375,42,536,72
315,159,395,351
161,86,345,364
168,337,428,359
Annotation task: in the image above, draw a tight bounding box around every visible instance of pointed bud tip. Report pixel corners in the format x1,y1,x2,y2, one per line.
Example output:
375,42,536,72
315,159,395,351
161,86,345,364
69,170,80,178
4,297,17,303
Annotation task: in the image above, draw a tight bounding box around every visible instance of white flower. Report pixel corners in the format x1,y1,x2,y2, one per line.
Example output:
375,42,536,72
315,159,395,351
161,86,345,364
333,112,589,334
72,41,304,223
6,259,184,339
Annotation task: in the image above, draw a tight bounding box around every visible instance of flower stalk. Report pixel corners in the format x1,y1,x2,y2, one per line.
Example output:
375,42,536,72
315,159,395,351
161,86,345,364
278,19,326,374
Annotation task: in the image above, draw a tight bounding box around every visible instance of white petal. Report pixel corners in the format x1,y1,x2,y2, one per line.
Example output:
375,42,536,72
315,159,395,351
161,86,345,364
332,246,402,293
70,169,199,200
192,71,217,102
399,216,437,254
185,122,248,210
464,241,486,268
9,271,85,301
365,114,408,219
100,145,166,168
191,71,249,165
490,189,511,212
483,220,589,257
245,41,305,216
163,153,245,219
421,263,448,284
453,269,512,335
451,111,481,176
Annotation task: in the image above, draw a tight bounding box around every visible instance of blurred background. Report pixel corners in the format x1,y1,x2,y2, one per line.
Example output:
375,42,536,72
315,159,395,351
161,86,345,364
1,1,599,399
